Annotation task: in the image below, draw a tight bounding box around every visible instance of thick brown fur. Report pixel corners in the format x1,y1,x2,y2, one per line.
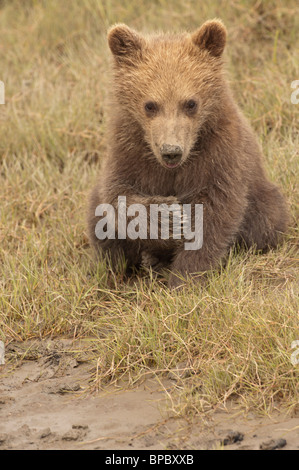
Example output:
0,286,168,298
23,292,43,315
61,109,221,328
87,20,289,288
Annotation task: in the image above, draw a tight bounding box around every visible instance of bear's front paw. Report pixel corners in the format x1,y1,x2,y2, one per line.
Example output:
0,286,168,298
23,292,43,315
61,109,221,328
156,197,186,242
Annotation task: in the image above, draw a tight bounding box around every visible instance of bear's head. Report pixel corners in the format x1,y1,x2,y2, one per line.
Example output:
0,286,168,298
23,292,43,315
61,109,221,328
108,20,227,169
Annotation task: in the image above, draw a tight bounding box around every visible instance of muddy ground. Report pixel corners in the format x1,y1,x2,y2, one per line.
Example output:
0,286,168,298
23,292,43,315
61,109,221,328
0,339,298,450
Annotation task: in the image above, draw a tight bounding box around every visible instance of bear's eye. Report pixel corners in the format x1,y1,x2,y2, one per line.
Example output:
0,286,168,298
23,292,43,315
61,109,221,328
184,99,198,115
144,101,158,116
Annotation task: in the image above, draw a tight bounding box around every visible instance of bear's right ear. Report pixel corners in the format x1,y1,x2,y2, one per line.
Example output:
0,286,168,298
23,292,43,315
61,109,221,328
191,19,227,57
108,24,144,62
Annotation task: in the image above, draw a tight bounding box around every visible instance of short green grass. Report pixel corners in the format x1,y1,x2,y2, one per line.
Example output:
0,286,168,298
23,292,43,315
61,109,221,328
0,0,298,415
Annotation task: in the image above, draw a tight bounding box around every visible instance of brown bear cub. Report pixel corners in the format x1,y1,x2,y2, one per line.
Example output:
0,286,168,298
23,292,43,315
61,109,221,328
87,20,289,288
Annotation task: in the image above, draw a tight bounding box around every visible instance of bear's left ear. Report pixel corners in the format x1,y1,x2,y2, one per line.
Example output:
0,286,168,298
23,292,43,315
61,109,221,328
108,24,144,61
191,20,227,57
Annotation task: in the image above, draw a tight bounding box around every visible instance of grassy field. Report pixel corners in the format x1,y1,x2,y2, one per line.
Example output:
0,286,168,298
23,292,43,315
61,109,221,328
0,0,298,416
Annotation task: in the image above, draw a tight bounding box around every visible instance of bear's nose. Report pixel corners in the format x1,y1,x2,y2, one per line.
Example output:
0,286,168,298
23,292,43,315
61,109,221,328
160,144,183,164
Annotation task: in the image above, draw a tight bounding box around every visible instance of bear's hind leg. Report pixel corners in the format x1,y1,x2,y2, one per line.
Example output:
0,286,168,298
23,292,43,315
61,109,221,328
237,182,288,251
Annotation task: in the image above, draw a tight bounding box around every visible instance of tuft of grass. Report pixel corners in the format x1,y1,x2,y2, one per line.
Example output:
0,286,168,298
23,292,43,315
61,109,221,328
0,0,298,415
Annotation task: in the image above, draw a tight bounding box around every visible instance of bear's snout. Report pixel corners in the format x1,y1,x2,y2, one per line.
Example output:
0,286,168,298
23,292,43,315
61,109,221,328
160,144,183,168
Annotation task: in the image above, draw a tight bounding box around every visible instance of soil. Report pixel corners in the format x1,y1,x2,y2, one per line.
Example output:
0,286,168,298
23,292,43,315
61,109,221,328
0,339,298,450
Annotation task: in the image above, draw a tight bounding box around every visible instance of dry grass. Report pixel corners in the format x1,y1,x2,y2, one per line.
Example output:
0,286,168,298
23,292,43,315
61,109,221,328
0,0,298,415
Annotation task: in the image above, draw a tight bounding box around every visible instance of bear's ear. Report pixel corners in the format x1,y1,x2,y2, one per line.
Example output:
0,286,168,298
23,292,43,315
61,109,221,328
108,24,144,61
191,20,226,57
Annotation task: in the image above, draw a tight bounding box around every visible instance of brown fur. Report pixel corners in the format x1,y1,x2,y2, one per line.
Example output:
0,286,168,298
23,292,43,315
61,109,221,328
87,20,289,288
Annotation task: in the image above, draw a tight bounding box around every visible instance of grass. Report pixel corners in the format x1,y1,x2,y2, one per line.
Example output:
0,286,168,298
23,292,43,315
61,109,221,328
0,0,298,416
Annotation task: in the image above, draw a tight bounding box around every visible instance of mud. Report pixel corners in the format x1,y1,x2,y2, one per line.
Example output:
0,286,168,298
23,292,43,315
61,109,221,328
0,340,298,450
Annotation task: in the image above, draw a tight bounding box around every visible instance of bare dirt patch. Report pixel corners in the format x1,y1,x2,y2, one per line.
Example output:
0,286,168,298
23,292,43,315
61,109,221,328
0,340,298,450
